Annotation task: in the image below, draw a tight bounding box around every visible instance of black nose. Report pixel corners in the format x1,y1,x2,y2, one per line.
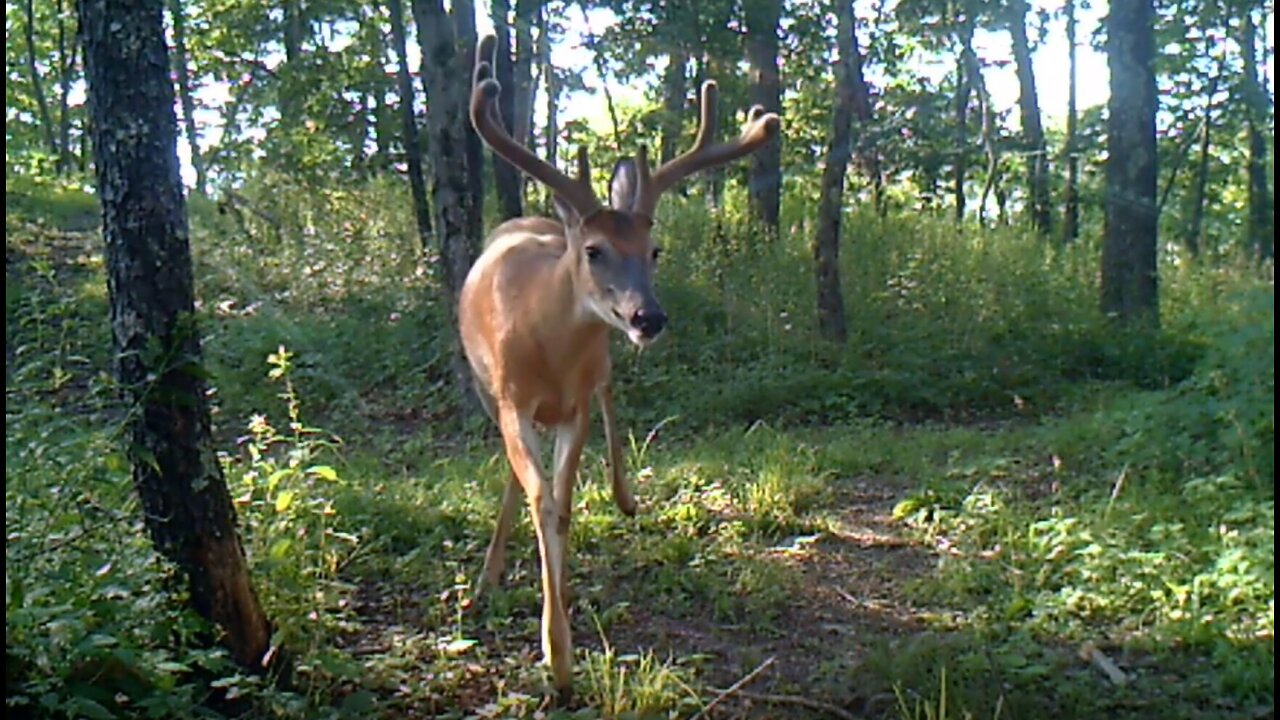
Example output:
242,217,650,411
630,307,667,338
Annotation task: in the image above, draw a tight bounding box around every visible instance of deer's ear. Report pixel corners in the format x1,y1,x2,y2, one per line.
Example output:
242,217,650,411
553,194,581,228
609,158,640,212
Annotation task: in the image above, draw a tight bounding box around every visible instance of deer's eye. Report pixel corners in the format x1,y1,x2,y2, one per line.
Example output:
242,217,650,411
585,246,604,262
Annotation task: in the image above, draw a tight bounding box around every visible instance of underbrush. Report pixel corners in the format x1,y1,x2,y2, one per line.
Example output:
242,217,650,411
6,179,1273,719
884,285,1274,718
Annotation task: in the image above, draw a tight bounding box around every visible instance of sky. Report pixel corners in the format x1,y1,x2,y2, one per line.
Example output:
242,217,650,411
174,0,1273,187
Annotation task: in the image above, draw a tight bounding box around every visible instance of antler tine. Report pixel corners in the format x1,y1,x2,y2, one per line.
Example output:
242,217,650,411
470,34,600,216
634,80,781,218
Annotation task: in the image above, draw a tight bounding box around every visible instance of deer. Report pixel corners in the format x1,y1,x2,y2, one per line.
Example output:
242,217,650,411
460,34,780,700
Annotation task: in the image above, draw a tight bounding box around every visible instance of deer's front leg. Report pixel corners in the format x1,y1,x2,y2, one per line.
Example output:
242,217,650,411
497,406,573,697
597,383,637,517
552,408,590,608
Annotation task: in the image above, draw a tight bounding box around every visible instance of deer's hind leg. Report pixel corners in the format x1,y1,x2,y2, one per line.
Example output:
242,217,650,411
477,470,523,596
597,383,637,517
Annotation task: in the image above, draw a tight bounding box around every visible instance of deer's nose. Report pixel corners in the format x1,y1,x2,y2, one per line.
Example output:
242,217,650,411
630,307,667,338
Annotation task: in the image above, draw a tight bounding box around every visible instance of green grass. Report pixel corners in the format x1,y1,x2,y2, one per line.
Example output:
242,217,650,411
5,179,1273,719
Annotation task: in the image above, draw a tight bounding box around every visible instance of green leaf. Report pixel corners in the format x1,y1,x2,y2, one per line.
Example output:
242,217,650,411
306,465,338,481
266,469,291,492
66,697,115,720
270,538,293,559
340,690,377,713
275,490,295,512
440,638,477,655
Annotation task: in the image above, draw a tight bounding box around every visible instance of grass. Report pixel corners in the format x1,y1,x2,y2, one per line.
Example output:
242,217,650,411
5,178,1274,719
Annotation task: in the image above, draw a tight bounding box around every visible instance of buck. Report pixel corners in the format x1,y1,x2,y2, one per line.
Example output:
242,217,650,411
460,35,779,699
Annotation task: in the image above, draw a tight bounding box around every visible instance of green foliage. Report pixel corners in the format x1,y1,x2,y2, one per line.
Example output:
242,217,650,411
6,166,1273,718
227,347,359,657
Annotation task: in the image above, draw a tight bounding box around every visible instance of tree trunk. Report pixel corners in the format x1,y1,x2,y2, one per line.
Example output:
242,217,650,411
388,0,433,250
1156,104,1206,217
967,52,1000,226
490,0,524,220
24,0,59,160
169,0,206,194
453,0,485,238
413,0,483,414
1239,9,1272,262
350,93,370,174
56,0,76,174
1009,0,1051,235
744,0,782,232
814,0,861,344
1184,70,1217,259
952,19,975,223
281,0,305,119
512,0,538,150
1062,0,1080,244
370,25,395,173
540,3,559,206
1101,0,1158,325
79,0,273,670
659,49,687,164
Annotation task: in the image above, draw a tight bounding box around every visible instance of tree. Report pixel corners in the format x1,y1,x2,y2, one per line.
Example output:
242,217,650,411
490,0,525,220
22,0,58,162
952,9,976,222
169,0,207,194
78,0,273,669
388,0,433,249
1008,0,1051,235
413,0,484,412
1062,0,1080,244
745,0,783,232
1101,0,1159,324
814,0,863,343
1238,5,1273,262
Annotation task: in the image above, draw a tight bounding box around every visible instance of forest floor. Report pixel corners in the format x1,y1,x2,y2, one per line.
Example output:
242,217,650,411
6,209,1272,720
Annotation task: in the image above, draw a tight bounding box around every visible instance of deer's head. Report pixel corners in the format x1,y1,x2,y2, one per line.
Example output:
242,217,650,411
470,35,779,348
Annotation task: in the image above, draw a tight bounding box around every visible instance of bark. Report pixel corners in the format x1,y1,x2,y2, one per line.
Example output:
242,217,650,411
24,0,59,160
744,0,782,232
1156,106,1205,216
413,0,483,414
370,25,395,172
277,0,307,151
659,48,687,164
168,0,207,194
490,0,524,220
56,0,76,174
1240,9,1272,262
453,0,485,238
350,93,369,174
967,53,1000,226
79,0,272,670
1009,0,1051,235
512,0,538,149
953,18,975,223
1101,0,1159,325
1184,75,1217,259
814,0,861,344
1062,0,1080,244
387,0,433,249
540,3,559,200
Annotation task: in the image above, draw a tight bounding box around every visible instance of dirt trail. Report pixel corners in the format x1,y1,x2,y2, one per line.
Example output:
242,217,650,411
604,476,934,718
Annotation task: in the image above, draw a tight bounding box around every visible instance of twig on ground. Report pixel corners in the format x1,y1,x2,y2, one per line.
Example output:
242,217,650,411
692,655,776,720
713,688,864,720
833,586,859,606
1079,641,1128,686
